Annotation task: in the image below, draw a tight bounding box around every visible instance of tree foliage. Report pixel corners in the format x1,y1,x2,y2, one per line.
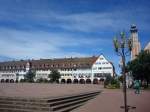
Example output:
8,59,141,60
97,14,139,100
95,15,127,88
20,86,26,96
36,78,48,83
118,75,123,83
16,73,19,83
24,70,36,82
127,50,150,87
104,74,112,86
49,69,61,83
104,75,120,89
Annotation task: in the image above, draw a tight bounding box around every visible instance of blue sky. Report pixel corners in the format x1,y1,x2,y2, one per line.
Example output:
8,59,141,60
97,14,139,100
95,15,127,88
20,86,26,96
0,0,150,74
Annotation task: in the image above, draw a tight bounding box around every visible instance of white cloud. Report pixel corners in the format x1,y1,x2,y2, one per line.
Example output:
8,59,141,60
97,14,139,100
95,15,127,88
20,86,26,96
0,28,109,59
56,11,150,32
0,7,149,32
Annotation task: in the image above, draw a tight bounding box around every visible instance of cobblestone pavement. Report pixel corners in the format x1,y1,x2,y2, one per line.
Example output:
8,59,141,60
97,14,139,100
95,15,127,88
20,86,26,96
0,83,149,112
0,83,101,98
72,89,150,112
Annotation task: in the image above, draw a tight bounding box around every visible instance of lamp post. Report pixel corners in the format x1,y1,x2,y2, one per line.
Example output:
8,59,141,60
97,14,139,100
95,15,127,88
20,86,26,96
113,32,132,112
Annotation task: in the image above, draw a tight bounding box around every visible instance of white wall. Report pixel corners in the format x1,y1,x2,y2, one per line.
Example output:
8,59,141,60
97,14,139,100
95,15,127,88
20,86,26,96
92,55,113,78
0,70,26,81
35,70,51,80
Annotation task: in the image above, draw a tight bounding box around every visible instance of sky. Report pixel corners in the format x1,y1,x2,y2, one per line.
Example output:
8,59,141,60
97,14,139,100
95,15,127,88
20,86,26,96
0,0,150,74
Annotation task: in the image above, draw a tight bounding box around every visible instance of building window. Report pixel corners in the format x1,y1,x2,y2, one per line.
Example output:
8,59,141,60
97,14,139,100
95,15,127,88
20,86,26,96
102,67,112,69
98,67,102,70
100,58,103,60
93,67,97,70
73,68,76,71
51,65,54,67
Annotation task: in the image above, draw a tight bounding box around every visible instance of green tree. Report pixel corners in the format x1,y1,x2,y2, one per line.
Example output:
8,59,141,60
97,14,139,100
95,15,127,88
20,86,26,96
49,69,61,83
118,75,123,83
24,70,36,82
16,73,19,83
104,74,113,88
36,78,48,83
104,75,120,88
127,50,150,87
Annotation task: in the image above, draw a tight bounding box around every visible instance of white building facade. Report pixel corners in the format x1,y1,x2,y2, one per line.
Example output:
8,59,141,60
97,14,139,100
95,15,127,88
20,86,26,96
0,55,115,84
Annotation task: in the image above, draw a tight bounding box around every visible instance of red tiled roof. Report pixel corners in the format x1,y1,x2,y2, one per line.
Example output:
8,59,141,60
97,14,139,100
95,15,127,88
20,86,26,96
0,56,98,71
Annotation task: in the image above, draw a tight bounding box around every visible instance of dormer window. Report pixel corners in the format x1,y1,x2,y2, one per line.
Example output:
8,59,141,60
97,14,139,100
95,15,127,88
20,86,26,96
51,64,54,67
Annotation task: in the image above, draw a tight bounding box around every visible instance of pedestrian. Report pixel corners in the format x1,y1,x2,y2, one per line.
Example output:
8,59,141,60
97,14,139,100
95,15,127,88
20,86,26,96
134,80,141,94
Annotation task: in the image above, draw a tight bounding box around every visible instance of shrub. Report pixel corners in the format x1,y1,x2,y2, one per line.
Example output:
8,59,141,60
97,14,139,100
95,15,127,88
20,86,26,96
104,75,113,88
104,76,120,89
20,79,25,82
36,78,49,83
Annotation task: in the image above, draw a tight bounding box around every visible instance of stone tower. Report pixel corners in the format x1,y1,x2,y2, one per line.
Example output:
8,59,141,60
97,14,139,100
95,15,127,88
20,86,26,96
144,42,150,52
130,24,141,60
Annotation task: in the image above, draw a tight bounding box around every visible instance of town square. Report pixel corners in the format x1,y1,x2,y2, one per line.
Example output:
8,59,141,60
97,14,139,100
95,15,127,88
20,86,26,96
0,0,150,112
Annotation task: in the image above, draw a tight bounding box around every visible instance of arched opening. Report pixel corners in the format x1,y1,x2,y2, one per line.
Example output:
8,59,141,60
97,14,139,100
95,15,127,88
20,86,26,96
1,79,5,83
56,80,59,84
79,79,85,84
5,79,9,83
100,78,104,81
10,79,14,83
67,79,72,84
61,79,66,83
86,79,92,84
99,78,104,84
73,79,78,84
93,78,99,84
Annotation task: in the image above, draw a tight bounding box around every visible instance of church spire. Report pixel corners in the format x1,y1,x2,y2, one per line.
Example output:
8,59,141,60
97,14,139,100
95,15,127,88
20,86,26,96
130,24,138,33
130,24,141,60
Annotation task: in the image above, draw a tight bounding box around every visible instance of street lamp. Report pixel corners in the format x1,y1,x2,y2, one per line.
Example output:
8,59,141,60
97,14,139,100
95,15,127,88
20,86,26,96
113,32,132,112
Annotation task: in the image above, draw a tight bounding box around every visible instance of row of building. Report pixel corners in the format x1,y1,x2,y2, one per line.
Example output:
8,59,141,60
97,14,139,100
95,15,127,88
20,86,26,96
0,54,115,83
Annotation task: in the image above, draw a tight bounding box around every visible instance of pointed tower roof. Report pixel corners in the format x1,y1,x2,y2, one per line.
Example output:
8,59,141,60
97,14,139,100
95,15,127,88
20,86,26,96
130,24,138,33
